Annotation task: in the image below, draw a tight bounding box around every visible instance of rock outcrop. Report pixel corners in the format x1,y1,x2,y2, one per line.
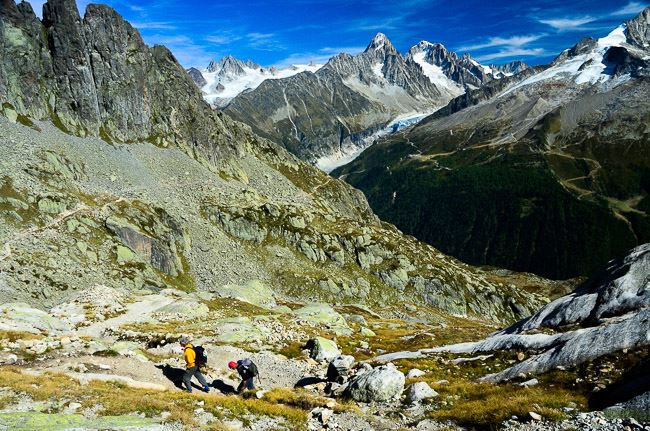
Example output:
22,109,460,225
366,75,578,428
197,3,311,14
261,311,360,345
374,244,650,385
187,67,207,87
0,0,243,166
345,363,405,403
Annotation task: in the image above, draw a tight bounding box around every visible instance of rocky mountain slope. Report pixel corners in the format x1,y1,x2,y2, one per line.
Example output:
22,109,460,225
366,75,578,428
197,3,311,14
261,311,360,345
0,0,558,324
221,33,525,167
377,243,650,420
335,8,650,280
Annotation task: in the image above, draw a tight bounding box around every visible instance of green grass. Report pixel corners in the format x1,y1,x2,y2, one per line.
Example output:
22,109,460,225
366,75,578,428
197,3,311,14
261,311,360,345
430,381,581,430
0,368,307,429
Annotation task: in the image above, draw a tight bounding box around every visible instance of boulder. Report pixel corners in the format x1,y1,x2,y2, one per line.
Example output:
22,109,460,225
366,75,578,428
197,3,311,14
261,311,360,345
0,353,18,365
216,317,269,343
306,337,341,362
326,355,355,383
406,382,438,404
406,368,426,379
345,363,405,403
293,303,351,335
111,341,147,362
0,302,71,334
155,299,209,319
218,279,277,308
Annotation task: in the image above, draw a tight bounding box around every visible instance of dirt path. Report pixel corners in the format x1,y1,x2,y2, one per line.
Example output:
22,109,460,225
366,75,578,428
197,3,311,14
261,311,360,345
78,294,175,338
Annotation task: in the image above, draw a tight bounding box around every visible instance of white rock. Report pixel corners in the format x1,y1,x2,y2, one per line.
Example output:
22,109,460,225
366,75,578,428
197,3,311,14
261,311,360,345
519,378,539,387
0,353,18,365
529,411,542,421
406,368,426,379
346,363,405,403
406,382,439,404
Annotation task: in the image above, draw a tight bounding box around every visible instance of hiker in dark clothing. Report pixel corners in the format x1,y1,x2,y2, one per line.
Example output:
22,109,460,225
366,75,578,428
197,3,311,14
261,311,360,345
228,359,258,393
180,336,209,393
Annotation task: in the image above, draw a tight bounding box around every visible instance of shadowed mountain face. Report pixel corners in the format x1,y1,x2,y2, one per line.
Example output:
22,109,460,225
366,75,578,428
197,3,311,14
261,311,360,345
335,9,650,280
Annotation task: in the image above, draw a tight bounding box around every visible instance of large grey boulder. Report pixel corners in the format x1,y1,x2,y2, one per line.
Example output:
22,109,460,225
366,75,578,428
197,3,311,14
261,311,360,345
307,337,341,362
0,302,70,334
346,363,405,403
326,355,356,383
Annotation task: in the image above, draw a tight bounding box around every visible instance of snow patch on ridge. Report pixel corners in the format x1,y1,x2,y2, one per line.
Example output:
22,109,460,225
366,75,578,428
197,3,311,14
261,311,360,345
412,52,464,96
502,25,629,95
371,62,384,79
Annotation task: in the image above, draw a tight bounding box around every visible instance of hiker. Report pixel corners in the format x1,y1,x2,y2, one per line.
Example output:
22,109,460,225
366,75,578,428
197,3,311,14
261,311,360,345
179,336,210,393
228,358,259,393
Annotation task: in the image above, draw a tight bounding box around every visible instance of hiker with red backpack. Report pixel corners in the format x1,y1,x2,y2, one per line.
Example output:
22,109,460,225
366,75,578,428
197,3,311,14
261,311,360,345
228,358,260,393
179,336,210,393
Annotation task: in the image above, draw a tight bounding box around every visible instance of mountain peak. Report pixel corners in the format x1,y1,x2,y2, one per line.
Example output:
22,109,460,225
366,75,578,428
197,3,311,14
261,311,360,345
625,6,650,49
365,32,395,53
408,40,448,56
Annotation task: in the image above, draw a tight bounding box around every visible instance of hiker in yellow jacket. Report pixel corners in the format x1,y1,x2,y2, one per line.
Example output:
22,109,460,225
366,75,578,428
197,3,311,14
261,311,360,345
179,336,210,393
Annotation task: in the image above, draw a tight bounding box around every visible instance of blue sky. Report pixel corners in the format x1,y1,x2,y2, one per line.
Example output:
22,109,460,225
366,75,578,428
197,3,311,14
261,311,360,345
28,0,648,68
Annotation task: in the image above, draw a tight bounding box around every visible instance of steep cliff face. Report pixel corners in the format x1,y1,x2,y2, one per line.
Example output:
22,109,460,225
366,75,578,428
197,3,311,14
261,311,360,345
0,0,243,167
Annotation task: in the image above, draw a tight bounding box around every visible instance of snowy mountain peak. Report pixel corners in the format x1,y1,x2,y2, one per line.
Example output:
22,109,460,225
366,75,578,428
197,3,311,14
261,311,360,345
504,10,650,95
200,57,321,106
409,40,438,55
206,55,261,75
365,32,396,53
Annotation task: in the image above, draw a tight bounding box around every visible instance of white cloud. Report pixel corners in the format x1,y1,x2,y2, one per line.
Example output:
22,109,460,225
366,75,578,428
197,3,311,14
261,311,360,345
459,34,545,52
611,2,648,16
130,21,177,30
275,46,365,67
247,32,285,51
205,34,243,45
539,16,595,32
475,48,548,62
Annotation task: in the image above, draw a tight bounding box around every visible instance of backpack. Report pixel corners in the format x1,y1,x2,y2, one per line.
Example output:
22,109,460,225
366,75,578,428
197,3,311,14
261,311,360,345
238,358,259,379
194,345,208,367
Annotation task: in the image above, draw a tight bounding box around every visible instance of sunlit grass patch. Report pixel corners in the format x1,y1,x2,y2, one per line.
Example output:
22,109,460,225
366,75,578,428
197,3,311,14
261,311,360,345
0,331,43,342
430,381,585,430
259,388,359,414
0,367,308,429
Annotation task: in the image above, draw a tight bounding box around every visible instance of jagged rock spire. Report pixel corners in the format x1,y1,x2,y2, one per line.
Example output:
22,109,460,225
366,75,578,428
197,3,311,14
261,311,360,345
625,6,650,49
